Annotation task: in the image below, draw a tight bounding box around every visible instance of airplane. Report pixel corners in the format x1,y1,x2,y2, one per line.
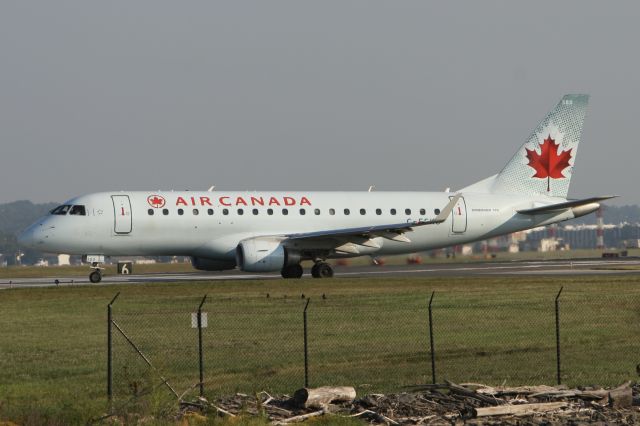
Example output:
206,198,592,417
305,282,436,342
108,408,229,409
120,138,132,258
18,94,614,283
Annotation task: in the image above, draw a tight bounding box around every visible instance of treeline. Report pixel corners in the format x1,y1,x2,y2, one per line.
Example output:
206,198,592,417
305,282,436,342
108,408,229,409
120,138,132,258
0,200,58,264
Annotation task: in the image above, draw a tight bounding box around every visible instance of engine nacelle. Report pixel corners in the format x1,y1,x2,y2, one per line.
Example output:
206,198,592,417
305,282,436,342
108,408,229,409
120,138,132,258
236,238,300,272
191,257,236,271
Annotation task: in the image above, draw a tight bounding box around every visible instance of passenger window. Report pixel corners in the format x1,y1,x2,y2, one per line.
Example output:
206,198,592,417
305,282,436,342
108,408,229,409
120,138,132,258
223,209,229,215
237,209,244,215
390,208,396,215
163,209,169,215
300,208,306,215
193,209,199,215
178,209,184,215
69,205,86,216
434,208,441,215
344,208,350,215
314,208,320,215
420,208,426,215
405,208,411,215
207,209,214,215
148,209,154,216
267,208,273,215
253,208,259,215
360,209,366,215
282,208,289,215
329,208,335,215
376,208,382,215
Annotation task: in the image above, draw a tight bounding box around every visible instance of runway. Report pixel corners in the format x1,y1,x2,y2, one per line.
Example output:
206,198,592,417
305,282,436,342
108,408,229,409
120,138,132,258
2,258,640,289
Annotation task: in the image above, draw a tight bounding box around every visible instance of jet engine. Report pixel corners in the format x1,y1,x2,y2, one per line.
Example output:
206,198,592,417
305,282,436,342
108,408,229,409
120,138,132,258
191,257,236,271
236,238,300,272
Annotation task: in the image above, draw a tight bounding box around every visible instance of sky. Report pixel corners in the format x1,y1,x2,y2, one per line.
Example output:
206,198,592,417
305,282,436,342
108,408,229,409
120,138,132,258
1,1,639,205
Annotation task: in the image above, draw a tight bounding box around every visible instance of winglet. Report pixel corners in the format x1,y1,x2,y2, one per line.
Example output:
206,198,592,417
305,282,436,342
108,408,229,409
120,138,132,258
422,194,461,225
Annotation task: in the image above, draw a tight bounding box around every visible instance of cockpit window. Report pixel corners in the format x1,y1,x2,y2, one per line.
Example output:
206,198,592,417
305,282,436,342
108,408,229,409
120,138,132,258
69,205,86,216
50,205,72,215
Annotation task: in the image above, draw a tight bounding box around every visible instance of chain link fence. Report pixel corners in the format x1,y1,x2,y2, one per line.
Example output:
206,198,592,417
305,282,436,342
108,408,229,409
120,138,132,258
106,287,640,405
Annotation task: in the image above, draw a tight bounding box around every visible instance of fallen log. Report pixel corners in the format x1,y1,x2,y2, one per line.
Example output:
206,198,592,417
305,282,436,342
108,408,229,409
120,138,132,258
273,409,325,424
445,380,504,405
608,382,633,408
474,401,568,417
349,409,400,425
293,386,356,409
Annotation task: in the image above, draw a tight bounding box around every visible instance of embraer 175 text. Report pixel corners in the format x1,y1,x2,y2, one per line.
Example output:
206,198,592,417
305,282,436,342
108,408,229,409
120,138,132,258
19,95,614,282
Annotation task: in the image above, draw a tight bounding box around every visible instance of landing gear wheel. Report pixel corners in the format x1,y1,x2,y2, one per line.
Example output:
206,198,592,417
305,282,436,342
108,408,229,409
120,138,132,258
281,264,304,279
312,262,334,278
89,270,102,283
311,263,320,278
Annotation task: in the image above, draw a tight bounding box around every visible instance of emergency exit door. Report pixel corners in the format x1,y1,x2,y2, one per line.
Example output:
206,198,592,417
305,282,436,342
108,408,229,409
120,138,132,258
450,196,467,233
112,195,132,234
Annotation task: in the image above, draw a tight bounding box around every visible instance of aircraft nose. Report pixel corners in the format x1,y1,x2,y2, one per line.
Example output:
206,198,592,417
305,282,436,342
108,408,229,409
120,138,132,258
18,222,52,249
17,228,30,247
17,225,37,248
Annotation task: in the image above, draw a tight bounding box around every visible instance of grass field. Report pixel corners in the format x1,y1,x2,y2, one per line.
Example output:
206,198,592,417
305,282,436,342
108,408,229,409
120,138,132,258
1,274,639,425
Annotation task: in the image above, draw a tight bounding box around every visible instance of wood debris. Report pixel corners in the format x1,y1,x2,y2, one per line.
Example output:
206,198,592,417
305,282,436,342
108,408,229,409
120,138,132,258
179,382,640,425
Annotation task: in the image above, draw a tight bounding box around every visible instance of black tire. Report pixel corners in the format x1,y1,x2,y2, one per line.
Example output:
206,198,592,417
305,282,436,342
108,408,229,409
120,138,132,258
281,264,304,279
317,263,334,278
311,263,321,278
89,270,102,283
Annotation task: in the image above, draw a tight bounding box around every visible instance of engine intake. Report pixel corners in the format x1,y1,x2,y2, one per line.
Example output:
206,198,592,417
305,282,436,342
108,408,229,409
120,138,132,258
236,238,300,272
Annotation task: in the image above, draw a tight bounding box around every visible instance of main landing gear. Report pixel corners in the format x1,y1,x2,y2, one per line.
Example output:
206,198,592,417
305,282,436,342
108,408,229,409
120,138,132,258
280,262,335,279
281,264,304,279
311,261,334,278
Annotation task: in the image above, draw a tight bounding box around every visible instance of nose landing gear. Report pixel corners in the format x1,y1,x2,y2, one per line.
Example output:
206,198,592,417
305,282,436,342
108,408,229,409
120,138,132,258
89,267,103,283
83,255,106,284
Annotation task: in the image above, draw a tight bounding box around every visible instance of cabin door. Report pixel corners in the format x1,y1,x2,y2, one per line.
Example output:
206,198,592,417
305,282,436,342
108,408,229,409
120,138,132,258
450,196,467,234
112,195,132,234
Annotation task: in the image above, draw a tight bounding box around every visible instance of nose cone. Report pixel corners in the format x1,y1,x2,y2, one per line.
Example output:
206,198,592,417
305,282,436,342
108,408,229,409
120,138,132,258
18,222,51,249
17,224,37,249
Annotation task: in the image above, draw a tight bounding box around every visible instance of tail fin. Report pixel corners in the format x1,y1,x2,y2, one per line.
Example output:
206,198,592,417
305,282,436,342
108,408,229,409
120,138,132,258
466,94,589,198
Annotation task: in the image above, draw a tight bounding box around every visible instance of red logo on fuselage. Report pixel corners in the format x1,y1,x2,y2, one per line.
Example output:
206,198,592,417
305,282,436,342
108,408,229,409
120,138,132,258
147,195,166,208
175,195,312,207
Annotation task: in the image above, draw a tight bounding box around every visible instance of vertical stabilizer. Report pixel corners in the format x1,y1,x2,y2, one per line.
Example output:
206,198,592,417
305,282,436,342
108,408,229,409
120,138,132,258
490,94,589,198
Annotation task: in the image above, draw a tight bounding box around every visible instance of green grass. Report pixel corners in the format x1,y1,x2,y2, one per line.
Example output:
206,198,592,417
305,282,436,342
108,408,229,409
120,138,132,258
1,275,639,425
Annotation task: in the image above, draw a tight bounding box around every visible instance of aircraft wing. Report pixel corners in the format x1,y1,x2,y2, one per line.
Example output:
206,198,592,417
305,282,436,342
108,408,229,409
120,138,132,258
516,196,617,215
285,194,461,244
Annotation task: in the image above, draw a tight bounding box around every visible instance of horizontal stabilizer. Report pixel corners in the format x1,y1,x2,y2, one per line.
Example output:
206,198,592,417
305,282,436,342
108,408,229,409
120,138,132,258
517,196,617,215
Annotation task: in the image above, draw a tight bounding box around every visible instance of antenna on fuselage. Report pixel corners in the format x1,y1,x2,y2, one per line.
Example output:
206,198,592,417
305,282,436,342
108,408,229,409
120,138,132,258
208,186,215,192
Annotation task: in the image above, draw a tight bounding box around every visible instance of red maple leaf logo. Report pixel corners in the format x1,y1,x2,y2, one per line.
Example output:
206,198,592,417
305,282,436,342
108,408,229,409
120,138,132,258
147,195,166,208
525,135,572,192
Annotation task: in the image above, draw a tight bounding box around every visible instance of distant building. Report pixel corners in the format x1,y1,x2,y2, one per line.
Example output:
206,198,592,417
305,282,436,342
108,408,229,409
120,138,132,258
57,254,71,266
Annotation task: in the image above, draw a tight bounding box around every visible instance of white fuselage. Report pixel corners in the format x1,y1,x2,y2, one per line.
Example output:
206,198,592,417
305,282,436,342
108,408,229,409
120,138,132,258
19,190,577,266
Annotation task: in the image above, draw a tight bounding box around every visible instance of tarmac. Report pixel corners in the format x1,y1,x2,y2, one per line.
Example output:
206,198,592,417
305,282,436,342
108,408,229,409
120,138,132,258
2,258,640,289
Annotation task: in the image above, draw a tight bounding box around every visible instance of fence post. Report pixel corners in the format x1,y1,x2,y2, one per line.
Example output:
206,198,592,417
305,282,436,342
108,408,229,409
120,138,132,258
107,292,120,402
303,298,311,388
555,286,563,385
428,291,436,384
198,294,208,397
